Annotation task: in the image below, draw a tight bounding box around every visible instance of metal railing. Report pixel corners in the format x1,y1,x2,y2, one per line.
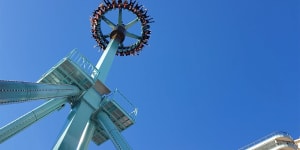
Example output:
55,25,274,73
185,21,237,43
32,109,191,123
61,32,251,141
239,131,294,150
106,89,138,121
67,49,100,81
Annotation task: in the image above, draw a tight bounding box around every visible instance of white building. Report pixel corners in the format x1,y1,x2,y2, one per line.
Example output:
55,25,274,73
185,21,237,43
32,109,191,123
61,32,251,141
240,132,299,150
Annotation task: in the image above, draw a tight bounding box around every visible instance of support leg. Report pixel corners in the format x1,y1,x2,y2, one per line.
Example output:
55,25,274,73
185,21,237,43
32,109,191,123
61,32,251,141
0,98,67,143
98,111,131,150
53,88,101,150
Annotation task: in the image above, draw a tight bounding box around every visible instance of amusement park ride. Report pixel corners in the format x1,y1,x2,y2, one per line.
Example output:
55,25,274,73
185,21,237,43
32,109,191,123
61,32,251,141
0,0,153,149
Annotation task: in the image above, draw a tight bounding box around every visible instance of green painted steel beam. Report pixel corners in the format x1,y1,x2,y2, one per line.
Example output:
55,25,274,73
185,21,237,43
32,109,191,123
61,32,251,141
98,111,131,150
95,38,120,82
0,98,67,143
0,80,80,104
53,88,102,149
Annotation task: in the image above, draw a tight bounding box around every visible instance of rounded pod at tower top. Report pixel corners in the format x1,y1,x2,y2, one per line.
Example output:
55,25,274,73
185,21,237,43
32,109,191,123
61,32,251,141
91,0,153,56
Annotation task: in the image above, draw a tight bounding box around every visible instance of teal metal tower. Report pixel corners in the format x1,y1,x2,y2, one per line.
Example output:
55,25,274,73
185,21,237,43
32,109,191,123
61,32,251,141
0,0,152,149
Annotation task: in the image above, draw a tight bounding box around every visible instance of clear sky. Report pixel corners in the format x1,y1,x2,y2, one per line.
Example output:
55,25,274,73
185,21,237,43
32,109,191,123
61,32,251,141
0,0,299,149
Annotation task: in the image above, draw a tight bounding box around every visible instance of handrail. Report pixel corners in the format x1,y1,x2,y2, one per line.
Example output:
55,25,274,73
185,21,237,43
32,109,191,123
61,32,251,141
239,131,293,150
107,88,138,121
39,49,100,82
67,49,100,81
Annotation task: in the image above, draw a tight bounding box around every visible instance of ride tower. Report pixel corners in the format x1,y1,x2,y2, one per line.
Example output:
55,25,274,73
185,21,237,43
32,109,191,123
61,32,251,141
0,0,153,149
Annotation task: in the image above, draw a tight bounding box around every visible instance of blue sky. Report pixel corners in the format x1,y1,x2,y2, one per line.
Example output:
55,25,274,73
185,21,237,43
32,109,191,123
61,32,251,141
0,0,299,149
